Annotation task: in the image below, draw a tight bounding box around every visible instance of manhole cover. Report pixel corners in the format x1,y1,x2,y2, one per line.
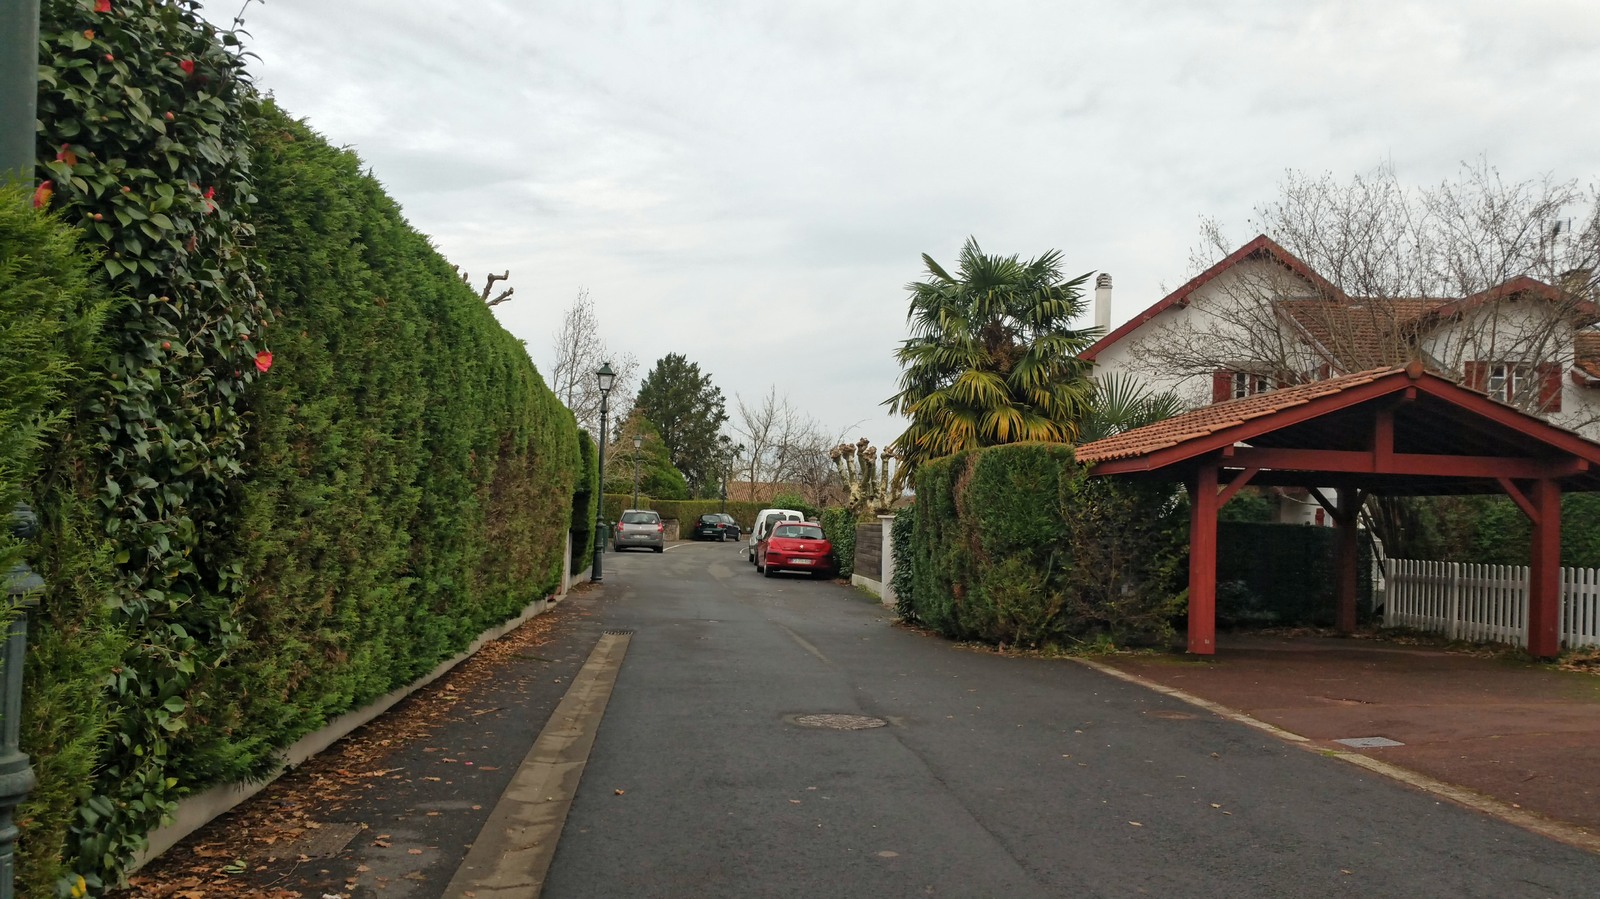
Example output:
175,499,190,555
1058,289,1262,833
792,714,888,730
1334,736,1405,749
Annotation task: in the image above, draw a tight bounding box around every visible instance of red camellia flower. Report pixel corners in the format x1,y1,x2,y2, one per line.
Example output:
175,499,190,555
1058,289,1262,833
95,0,110,12
202,185,216,213
180,59,195,75
255,351,274,373
32,181,53,209
56,144,78,165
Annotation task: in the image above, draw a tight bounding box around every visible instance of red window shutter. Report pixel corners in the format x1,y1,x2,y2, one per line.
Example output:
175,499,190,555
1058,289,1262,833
1212,370,1232,403
1463,361,1487,392
1537,362,1562,412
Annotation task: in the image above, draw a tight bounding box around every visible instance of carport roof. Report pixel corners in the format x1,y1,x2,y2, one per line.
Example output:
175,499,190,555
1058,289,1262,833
1076,364,1600,495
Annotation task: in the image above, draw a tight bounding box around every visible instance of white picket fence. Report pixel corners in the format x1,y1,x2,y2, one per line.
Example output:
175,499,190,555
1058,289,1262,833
1383,559,1600,649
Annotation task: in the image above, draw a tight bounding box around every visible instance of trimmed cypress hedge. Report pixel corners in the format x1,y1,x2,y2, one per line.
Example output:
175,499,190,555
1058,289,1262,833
898,443,1186,648
13,89,584,894
819,507,859,579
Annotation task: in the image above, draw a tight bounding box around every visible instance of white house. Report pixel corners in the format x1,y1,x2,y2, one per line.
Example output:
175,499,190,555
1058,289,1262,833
1082,235,1600,523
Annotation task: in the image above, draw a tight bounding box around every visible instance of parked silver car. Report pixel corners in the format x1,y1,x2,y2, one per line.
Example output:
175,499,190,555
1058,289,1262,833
613,509,665,553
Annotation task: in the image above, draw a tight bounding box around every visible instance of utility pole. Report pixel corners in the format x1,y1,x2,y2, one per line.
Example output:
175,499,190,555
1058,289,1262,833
1,0,40,190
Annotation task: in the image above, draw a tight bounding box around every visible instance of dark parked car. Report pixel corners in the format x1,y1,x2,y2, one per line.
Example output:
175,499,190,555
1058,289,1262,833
756,521,833,578
613,509,665,552
692,513,741,541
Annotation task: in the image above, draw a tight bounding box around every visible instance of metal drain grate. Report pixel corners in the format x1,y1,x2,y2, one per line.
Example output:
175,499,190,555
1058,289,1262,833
1334,736,1405,749
792,713,887,730
604,628,635,636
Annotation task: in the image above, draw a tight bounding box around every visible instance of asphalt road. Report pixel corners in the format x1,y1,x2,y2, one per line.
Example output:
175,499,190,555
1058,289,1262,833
539,541,1600,898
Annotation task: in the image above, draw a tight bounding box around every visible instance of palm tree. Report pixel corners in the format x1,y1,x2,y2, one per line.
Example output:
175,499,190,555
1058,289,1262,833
886,237,1098,485
1076,373,1186,444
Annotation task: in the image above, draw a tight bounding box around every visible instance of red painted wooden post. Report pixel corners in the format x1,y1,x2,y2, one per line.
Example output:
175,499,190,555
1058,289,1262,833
1188,464,1219,654
1528,478,1562,658
1336,488,1359,633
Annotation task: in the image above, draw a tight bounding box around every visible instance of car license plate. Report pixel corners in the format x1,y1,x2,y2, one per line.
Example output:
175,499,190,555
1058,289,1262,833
791,558,813,565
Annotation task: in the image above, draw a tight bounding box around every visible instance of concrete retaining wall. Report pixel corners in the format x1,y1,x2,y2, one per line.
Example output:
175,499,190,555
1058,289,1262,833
135,556,583,868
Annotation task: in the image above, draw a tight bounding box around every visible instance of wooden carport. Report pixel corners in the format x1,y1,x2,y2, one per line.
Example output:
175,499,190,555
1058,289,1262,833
1075,363,1600,658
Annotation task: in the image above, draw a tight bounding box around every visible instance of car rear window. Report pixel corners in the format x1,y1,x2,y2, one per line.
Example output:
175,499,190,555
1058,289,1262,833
621,511,659,524
699,515,719,523
774,525,824,540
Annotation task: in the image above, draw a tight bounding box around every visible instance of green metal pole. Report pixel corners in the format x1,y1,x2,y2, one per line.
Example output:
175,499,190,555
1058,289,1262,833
0,505,43,899
0,0,41,189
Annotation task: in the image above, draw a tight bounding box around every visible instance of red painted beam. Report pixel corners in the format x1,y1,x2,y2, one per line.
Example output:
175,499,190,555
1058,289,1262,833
1188,465,1219,655
1496,477,1539,524
1216,467,1260,507
1528,479,1562,659
1227,447,1584,480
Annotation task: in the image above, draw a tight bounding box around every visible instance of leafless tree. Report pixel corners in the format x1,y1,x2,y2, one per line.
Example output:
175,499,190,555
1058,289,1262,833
729,387,849,504
1130,161,1599,415
549,288,638,437
453,266,516,306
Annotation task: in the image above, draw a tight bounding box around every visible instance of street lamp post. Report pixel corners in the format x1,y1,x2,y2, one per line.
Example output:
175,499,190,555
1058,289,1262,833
631,433,642,510
591,362,615,584
0,504,43,899
1,0,40,190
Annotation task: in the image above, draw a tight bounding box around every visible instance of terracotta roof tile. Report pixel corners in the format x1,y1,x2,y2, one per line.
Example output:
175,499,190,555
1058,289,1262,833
1075,367,1402,464
1277,298,1445,371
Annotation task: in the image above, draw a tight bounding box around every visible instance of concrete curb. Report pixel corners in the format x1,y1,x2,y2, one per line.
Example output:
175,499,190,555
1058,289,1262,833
442,630,631,897
135,588,576,869
1073,656,1600,855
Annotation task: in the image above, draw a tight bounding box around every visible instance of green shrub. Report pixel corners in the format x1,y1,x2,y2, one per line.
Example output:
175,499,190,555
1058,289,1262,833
900,443,1185,648
571,431,599,573
890,505,915,619
819,508,859,579
770,490,819,520
1,185,123,898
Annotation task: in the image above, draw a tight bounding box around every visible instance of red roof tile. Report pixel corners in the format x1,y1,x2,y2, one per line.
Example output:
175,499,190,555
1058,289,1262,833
1074,368,1401,464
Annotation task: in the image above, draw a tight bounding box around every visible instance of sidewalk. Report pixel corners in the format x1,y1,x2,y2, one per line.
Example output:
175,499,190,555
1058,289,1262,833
1090,633,1600,844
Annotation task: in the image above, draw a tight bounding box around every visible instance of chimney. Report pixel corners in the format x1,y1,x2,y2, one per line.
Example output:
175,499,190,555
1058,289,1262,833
1094,272,1112,333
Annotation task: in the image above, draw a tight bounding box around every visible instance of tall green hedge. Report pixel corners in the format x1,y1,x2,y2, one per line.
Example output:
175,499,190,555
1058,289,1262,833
898,443,1186,648
2,186,123,899
16,9,583,888
819,507,859,579
600,497,769,534
216,102,580,765
571,430,598,573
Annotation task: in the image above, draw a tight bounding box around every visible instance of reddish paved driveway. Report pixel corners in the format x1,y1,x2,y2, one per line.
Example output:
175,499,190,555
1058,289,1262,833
1099,634,1600,837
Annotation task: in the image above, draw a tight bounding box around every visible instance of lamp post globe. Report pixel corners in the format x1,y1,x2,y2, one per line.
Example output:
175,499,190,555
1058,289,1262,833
591,362,615,583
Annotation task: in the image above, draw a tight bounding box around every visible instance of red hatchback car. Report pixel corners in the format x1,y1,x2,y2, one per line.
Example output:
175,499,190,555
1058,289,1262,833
756,521,833,578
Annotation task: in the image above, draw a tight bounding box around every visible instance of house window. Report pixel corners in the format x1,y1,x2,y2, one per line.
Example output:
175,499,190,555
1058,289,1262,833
1211,369,1279,403
1232,372,1273,399
1484,363,1534,404
1464,360,1561,412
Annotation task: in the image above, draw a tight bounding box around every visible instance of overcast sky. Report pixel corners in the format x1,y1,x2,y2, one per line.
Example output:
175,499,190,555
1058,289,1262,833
202,0,1600,446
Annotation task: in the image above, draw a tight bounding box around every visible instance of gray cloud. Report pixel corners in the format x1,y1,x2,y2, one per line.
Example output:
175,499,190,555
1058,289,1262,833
210,0,1600,446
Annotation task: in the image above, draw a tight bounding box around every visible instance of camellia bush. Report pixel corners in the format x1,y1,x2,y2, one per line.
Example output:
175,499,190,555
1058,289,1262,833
896,442,1187,648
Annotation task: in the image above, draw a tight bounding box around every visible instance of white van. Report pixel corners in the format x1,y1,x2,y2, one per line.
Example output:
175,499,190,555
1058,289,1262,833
748,508,806,564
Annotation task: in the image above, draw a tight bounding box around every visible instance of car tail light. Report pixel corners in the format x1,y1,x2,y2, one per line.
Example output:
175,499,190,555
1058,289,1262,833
656,523,664,532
